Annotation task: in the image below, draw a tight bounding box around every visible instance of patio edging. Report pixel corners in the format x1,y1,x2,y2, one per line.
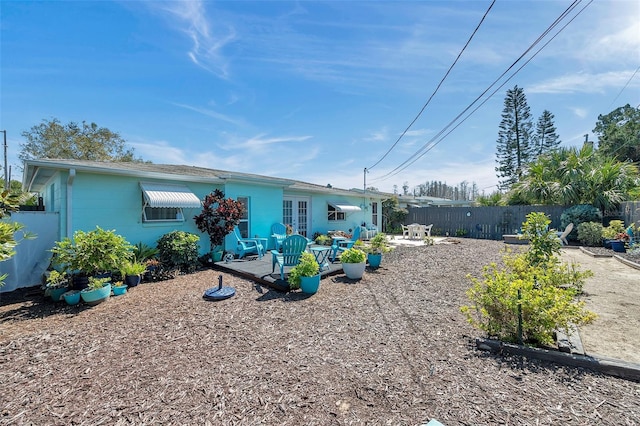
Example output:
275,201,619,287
476,338,640,382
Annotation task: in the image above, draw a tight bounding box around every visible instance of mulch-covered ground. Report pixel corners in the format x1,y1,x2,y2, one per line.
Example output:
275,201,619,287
1,239,639,425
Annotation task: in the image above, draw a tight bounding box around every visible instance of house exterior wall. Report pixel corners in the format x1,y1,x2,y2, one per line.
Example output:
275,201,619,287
32,165,386,258
222,181,284,251
285,190,373,237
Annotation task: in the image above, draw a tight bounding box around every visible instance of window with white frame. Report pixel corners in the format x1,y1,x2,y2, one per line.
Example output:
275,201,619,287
142,200,185,222
140,182,200,223
372,201,378,226
328,204,345,221
237,197,249,237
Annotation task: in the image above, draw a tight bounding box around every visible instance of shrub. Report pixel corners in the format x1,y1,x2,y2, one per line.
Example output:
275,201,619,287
340,247,366,263
133,242,158,262
577,222,604,246
560,205,602,242
461,212,596,346
287,252,320,289
602,220,625,240
314,234,331,246
193,189,244,252
157,231,200,273
520,212,560,266
367,233,392,254
461,253,596,345
51,227,134,276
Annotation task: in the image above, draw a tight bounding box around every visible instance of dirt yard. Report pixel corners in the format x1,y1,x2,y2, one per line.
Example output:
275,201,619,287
0,239,638,425
560,248,640,363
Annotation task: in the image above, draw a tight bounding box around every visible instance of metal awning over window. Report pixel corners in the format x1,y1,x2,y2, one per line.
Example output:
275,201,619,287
140,182,201,208
328,202,362,212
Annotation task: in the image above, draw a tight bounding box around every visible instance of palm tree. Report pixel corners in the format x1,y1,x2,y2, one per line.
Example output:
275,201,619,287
510,144,639,211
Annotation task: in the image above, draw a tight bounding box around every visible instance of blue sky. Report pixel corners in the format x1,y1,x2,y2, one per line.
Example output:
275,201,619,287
1,1,638,195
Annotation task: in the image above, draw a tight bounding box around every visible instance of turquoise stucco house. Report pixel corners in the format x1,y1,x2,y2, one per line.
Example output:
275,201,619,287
22,159,388,256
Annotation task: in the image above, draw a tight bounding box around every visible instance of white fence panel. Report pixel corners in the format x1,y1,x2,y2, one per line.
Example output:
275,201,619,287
0,212,59,293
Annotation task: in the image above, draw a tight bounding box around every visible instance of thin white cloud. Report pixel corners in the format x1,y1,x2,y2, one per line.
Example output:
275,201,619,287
364,127,389,142
402,128,431,138
153,1,236,78
172,102,245,126
569,107,588,119
579,5,640,63
236,134,313,149
528,70,640,94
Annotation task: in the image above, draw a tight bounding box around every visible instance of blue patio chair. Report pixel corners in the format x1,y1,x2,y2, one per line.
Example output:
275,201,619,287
232,227,264,259
331,226,361,261
271,234,308,279
271,223,287,251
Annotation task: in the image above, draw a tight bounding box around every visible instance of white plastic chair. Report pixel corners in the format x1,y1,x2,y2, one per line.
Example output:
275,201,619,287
557,223,573,246
401,225,410,239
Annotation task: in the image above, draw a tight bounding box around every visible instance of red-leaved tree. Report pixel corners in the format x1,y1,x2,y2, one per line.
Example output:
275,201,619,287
193,189,245,252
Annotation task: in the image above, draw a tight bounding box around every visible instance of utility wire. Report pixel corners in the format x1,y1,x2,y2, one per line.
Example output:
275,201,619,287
366,0,496,172
609,65,640,109
371,0,589,182
385,1,592,179
373,0,584,181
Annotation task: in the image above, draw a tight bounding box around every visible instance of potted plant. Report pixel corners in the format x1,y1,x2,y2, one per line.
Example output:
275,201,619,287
45,270,69,301
611,232,630,253
144,258,160,281
602,220,625,248
120,260,147,287
111,280,127,296
365,233,392,269
62,290,81,305
314,234,332,246
194,189,245,262
50,226,134,289
80,276,112,305
340,247,367,280
288,252,321,294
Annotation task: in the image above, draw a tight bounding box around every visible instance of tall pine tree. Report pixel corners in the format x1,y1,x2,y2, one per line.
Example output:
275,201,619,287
533,110,560,157
495,85,533,190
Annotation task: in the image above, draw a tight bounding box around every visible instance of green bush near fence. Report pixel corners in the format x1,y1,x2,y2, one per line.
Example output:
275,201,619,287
461,212,596,346
577,222,604,247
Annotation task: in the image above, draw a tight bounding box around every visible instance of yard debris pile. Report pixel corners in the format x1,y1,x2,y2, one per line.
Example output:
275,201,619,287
1,239,638,424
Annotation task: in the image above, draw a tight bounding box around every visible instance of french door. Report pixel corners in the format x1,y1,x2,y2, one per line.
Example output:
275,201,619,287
283,196,310,237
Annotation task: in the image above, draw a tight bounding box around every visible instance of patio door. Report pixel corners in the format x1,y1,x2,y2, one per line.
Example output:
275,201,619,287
283,196,310,237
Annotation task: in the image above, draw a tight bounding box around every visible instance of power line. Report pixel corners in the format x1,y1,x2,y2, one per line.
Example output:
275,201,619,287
388,3,592,178
366,0,496,172
609,65,640,109
371,0,590,183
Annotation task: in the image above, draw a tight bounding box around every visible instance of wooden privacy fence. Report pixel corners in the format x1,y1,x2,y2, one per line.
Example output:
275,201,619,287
404,203,640,241
619,201,640,229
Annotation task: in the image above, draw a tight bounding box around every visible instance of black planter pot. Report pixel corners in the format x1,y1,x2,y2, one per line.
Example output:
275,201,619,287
72,274,89,290
125,274,141,287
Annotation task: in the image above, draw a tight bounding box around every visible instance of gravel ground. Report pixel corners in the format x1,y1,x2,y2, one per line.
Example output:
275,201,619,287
0,239,639,425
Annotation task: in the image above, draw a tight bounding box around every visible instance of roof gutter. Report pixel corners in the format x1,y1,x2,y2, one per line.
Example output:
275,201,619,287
25,166,41,192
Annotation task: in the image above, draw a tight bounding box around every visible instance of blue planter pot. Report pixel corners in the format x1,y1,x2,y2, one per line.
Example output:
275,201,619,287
212,251,224,262
80,284,112,305
611,240,626,253
62,290,81,305
300,274,321,294
367,253,382,269
49,287,69,302
112,285,127,296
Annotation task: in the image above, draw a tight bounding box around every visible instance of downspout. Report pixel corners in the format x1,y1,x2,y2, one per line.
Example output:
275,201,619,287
66,169,75,239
